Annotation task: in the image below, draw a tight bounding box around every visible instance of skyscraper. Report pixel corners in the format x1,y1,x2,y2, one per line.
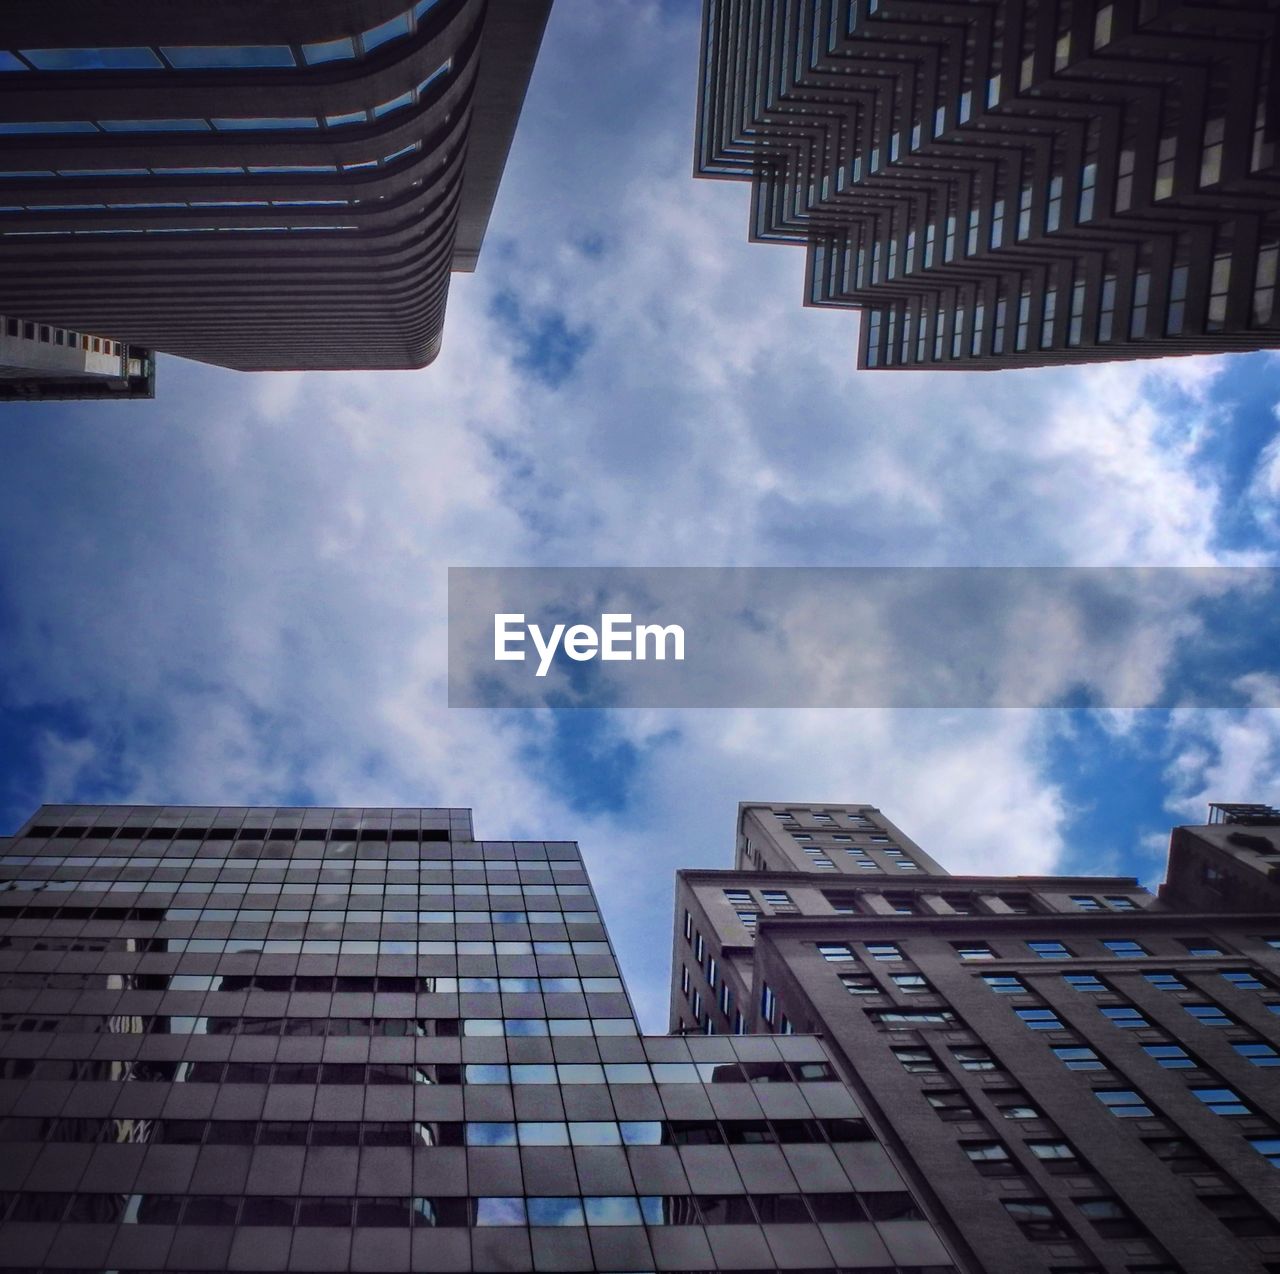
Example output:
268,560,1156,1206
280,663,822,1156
0,803,959,1274
0,1,551,372
672,801,1280,1274
697,0,1280,370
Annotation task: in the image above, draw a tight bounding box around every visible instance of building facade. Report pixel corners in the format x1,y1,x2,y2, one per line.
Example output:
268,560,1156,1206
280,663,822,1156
0,311,154,400
0,803,958,1274
672,801,1280,1274
697,0,1280,370
0,1,550,371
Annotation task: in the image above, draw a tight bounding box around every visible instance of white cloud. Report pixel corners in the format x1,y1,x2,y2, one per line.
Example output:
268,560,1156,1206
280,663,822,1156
0,0,1277,1028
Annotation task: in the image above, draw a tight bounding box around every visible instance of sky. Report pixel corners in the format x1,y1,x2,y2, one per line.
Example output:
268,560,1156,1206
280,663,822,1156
2,1,1280,1031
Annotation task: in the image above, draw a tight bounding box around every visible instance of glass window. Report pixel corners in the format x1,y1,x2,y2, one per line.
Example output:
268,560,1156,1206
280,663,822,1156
1100,1005,1148,1028
99,118,210,132
162,45,295,68
817,943,856,962
1184,1003,1233,1028
1063,974,1106,993
952,1047,998,1072
582,1196,643,1226
1027,941,1071,959
1016,1008,1064,1030
21,47,163,70
1221,970,1265,990
1096,1089,1153,1118
1053,1046,1105,1072
474,1197,527,1226
864,942,902,961
1248,1137,1280,1168
983,974,1027,993
892,1047,938,1074
1143,1044,1195,1069
953,941,996,960
1103,940,1147,958
1002,1199,1067,1240
527,1197,585,1226
1191,1087,1251,1116
302,37,356,65
1233,1041,1280,1067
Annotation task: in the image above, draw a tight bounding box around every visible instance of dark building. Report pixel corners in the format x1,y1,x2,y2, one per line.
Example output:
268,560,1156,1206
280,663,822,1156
0,1,550,372
673,801,1280,1274
1,310,154,400
0,803,960,1274
697,0,1280,370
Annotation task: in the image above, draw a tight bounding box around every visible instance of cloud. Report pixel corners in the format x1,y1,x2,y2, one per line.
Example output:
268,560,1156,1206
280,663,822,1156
1,0,1279,1028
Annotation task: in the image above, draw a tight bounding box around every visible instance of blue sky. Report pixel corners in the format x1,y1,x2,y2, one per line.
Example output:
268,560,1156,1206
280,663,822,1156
2,1,1280,1030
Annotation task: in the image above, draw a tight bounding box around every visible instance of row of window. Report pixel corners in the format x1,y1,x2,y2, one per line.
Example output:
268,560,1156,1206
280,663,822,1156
0,1188,915,1228
0,972,611,994
3,855,584,876
20,822,457,843
0,2,442,76
1,940,604,960
0,1011,636,1038
0,1114,871,1149
0,1056,838,1086
987,969,1274,994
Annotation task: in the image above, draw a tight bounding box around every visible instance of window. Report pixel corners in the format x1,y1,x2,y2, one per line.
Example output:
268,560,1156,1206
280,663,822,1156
1054,1046,1105,1072
1202,1194,1280,1237
1071,896,1102,911
1077,1197,1143,1239
891,973,931,994
1144,972,1186,992
1003,1199,1068,1240
1105,896,1139,911
869,1008,957,1027
882,893,919,916
943,893,975,915
1144,1137,1213,1174
1248,1137,1280,1168
684,909,694,940
1028,1140,1079,1166
990,1091,1042,1120
761,890,795,912
760,984,777,1026
952,1047,998,1072
1233,1041,1280,1068
1096,1089,1153,1118
736,911,759,931
1142,1044,1195,1069
984,974,1027,994
818,943,856,962
865,943,903,962
1153,135,1176,200
954,941,996,961
1221,970,1265,991
926,1091,977,1120
1200,117,1225,187
1063,974,1106,993
841,973,879,996
892,1047,938,1074
1027,941,1071,959
1017,1008,1065,1031
963,1141,1018,1175
1100,1005,1149,1029
1181,939,1223,957
1184,1003,1233,1028
1191,1087,1251,1116
1103,941,1147,959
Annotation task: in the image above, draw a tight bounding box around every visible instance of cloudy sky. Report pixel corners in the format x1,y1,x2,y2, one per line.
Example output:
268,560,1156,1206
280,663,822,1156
2,1,1280,1029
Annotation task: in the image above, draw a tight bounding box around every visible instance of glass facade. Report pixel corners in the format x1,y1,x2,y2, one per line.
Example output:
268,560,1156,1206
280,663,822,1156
0,804,954,1273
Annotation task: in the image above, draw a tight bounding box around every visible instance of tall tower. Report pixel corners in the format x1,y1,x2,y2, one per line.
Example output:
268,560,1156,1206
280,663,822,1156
0,1,551,371
673,801,1280,1274
697,0,1280,370
0,803,960,1274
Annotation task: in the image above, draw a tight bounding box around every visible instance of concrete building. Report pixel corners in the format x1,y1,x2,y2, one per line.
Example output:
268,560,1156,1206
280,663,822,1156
672,801,1280,1274
697,0,1280,370
0,1,551,371
0,311,153,400
0,803,959,1274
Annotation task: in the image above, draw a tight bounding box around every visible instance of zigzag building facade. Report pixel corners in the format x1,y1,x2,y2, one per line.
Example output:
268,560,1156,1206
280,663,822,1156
697,0,1280,370
0,1,550,371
